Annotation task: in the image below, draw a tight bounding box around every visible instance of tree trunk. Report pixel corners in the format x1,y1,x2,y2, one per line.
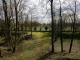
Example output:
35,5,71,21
2,0,11,49
50,0,54,53
69,1,76,53
59,0,63,52
13,0,19,53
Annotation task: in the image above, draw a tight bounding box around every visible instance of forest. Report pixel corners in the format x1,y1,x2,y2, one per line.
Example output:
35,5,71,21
0,0,80,60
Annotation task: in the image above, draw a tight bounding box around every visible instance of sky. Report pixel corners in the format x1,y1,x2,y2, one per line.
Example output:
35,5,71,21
24,0,50,23
25,0,80,23
0,0,80,23
24,0,69,23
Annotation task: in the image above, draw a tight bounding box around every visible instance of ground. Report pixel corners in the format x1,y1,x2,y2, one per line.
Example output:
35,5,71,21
0,32,80,60
45,39,80,60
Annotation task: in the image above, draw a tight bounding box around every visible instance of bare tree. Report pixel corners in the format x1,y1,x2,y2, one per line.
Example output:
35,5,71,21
2,0,12,49
49,0,54,53
59,0,63,52
69,1,76,53
12,0,22,53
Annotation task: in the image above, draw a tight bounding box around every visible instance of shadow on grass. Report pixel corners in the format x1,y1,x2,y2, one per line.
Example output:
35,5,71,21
37,51,80,60
57,58,80,60
37,51,53,60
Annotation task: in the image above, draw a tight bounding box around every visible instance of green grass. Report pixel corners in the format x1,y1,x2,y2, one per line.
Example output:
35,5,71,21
0,32,80,60
0,32,51,60
0,37,5,44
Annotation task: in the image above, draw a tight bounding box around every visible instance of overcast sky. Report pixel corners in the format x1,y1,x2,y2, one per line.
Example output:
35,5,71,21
0,0,80,23
24,0,80,23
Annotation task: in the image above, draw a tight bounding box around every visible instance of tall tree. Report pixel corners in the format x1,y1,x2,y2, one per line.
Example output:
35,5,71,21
59,0,63,52
69,1,76,53
13,0,19,53
49,0,54,53
2,0,11,48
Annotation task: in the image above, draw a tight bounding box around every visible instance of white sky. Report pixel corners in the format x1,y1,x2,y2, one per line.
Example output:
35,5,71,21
24,0,67,23
0,0,80,23
25,0,80,23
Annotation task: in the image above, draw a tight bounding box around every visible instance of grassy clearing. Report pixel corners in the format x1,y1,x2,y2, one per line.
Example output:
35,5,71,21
0,32,51,60
46,39,80,60
0,32,80,60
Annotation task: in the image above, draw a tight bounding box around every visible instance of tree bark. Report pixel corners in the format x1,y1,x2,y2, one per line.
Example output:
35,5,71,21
69,1,76,53
50,0,54,53
2,0,11,49
13,0,19,53
59,0,63,52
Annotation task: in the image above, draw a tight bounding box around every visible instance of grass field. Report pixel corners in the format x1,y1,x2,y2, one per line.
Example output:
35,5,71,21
0,32,80,60
0,32,51,60
46,39,80,60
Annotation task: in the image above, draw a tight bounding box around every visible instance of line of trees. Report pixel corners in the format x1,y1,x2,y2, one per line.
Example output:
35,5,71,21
49,0,78,53
0,0,79,55
0,0,25,53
